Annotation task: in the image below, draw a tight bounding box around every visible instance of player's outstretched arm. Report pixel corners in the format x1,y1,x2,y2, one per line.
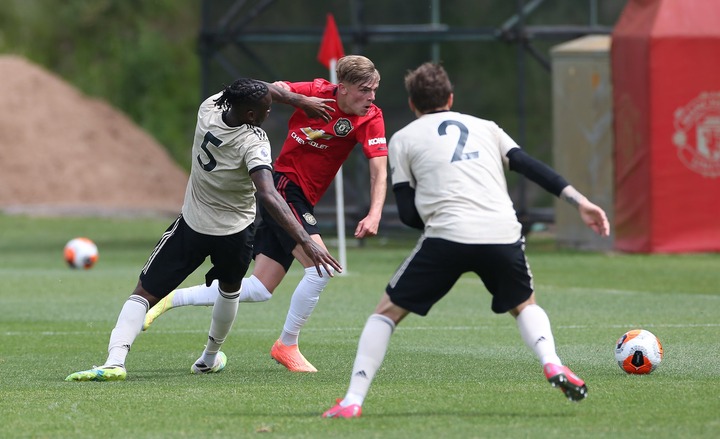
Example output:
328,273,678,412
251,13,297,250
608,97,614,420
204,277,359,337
251,168,342,276
560,186,610,237
355,156,387,238
264,81,335,122
506,147,610,237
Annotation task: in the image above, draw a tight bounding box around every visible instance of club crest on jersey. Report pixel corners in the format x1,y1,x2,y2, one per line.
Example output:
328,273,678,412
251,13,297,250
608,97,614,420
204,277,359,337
333,118,353,137
303,213,318,225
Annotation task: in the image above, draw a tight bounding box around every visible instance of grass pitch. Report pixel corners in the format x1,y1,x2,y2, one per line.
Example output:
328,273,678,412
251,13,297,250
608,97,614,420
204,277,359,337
1,214,718,438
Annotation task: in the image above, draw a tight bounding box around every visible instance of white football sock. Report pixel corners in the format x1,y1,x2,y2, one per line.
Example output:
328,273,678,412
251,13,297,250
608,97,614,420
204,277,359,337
200,286,240,367
105,295,149,367
515,304,562,366
172,276,272,307
172,280,219,307
279,266,332,346
342,314,396,407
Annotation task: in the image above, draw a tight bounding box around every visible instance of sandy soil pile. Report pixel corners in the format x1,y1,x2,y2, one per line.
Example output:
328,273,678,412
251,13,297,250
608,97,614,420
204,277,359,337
0,55,188,217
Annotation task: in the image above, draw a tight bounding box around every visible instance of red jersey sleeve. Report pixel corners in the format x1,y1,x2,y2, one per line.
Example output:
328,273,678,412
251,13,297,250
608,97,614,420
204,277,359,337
284,79,337,99
356,107,388,159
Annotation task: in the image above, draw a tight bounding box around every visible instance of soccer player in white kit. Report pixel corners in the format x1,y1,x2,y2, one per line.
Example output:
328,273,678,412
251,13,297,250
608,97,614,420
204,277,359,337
323,63,609,418
65,79,340,382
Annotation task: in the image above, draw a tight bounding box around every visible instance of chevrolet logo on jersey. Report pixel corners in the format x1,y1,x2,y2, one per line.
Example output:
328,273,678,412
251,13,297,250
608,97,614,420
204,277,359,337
301,127,333,141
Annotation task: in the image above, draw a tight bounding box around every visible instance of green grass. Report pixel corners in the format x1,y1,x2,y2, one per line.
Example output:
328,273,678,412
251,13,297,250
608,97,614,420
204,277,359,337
1,214,719,438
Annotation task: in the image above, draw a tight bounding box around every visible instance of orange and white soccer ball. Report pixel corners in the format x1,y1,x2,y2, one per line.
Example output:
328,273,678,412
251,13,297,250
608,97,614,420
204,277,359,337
64,237,99,269
615,329,663,374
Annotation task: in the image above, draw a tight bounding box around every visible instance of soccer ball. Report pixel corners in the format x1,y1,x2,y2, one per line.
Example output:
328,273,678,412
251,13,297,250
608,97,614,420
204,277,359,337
64,237,99,269
614,329,663,374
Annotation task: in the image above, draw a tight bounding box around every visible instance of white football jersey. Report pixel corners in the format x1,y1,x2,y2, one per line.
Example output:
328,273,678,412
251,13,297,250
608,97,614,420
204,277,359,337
389,111,522,244
182,92,273,236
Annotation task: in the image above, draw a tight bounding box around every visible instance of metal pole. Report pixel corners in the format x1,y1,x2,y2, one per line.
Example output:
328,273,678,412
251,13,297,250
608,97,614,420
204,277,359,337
431,0,441,63
590,0,598,26
331,58,348,274
200,0,212,99
516,0,527,218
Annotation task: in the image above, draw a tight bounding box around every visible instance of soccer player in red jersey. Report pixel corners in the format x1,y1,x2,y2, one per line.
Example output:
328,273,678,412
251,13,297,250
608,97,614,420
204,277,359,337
143,55,388,372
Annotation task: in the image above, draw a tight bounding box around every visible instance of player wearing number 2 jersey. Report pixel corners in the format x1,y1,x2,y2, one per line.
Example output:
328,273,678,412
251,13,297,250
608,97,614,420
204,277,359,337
323,62,610,418
143,55,388,373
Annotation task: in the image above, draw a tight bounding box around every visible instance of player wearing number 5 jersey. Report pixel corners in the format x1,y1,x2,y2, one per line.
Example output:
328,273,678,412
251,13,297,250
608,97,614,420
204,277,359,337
143,55,388,373
66,79,340,382
323,62,609,418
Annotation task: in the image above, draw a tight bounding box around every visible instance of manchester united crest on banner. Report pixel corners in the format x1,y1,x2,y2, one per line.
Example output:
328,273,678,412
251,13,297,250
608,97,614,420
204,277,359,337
673,92,720,178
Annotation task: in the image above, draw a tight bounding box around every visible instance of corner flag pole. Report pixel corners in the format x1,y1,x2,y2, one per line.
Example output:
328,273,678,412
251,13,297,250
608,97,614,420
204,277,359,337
317,13,347,274
330,60,347,275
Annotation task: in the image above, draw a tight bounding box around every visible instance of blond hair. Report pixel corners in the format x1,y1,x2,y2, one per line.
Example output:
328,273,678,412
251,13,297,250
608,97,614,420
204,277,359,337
336,55,380,85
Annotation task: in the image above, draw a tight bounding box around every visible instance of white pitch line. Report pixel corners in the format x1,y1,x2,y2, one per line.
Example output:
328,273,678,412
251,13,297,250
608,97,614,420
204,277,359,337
4,322,719,337
538,285,720,299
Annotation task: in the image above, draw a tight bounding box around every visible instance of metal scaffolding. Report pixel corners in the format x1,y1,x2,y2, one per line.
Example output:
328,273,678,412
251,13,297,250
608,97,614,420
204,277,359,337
199,0,615,230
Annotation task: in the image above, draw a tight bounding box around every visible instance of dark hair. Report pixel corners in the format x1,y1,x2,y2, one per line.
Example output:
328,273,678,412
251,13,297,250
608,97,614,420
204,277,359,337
214,78,269,110
404,63,453,113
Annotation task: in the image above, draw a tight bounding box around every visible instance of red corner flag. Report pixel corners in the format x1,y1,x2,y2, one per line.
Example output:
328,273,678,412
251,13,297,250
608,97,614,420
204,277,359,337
317,13,345,69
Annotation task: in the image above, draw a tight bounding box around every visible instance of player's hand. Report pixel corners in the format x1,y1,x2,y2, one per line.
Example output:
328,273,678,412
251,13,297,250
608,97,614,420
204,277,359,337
300,240,342,277
354,214,380,239
579,201,610,237
561,185,610,237
300,96,335,122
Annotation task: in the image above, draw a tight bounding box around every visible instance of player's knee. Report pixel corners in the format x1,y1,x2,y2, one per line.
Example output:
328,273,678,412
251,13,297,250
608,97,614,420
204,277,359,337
509,293,537,317
303,266,333,286
239,275,272,302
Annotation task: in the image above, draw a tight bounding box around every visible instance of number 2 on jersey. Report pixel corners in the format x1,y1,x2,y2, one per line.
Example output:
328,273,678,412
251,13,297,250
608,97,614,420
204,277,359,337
438,120,477,162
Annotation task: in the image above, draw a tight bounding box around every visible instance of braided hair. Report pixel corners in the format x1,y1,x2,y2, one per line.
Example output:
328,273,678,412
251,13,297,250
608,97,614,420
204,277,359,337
214,78,269,111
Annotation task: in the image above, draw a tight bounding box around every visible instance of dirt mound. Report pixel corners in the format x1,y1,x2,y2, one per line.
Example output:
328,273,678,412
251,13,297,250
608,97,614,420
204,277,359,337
0,55,188,217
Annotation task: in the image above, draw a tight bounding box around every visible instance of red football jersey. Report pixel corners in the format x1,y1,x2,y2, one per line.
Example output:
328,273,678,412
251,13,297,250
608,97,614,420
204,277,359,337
273,78,387,205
